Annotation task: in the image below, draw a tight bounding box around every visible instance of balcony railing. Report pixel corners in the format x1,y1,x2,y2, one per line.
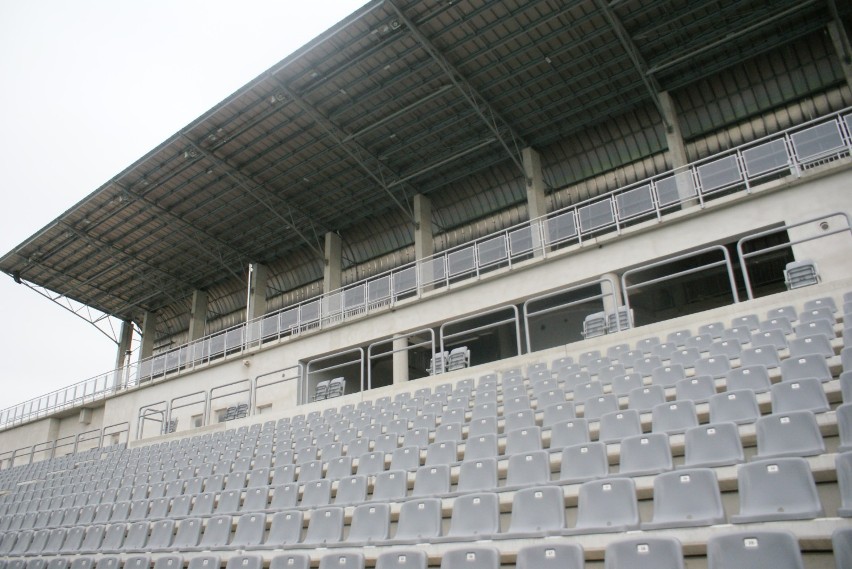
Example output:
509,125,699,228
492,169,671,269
2,107,850,431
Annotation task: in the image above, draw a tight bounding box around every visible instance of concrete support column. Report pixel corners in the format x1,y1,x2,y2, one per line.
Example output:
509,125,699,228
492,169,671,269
113,320,133,388
522,147,548,219
393,335,409,385
522,147,548,255
188,289,208,341
138,311,157,361
601,272,623,314
659,91,697,207
324,232,342,292
829,20,852,89
413,194,434,260
247,264,268,321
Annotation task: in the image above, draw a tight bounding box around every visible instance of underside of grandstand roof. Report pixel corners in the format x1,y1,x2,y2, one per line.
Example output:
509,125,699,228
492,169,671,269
2,0,851,345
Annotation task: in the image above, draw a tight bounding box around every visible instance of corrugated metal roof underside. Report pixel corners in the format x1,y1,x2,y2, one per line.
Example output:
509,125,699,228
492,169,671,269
1,0,850,345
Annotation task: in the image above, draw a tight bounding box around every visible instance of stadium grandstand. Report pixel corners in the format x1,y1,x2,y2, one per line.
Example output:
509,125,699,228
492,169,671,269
2,0,852,566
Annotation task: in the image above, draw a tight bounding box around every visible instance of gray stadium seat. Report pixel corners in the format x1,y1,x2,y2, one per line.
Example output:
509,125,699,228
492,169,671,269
187,556,220,569
651,364,686,388
372,470,408,502
346,503,390,545
426,441,458,466
582,394,619,421
707,531,804,569
836,452,852,516
439,547,499,569
559,442,608,483
388,498,442,543
226,555,262,569
318,554,363,569
550,418,590,449
516,543,584,569
231,513,265,548
457,458,498,493
562,478,639,535
442,492,500,541
146,519,175,551
693,356,731,379
123,556,151,569
463,434,498,461
541,402,576,427
834,527,852,569
412,465,450,497
726,365,772,393
731,457,823,523
770,378,830,413
506,450,551,488
375,550,428,569
499,485,565,538
153,556,182,569
95,557,120,569
675,375,717,403
755,410,825,458
197,514,232,549
265,510,303,547
121,521,148,552
708,390,760,425
652,400,698,434
599,409,642,443
300,479,332,508
788,334,834,358
335,475,368,505
269,484,298,510
506,426,542,454
604,537,685,569
618,433,673,477
684,423,745,468
610,373,643,396
780,354,832,383
642,469,725,529
170,517,202,550
302,506,343,545
628,385,666,412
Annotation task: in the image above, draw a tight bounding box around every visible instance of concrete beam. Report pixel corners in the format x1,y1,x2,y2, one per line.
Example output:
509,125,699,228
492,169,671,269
659,91,687,169
138,311,157,361
393,336,409,385
324,233,342,292
188,289,208,341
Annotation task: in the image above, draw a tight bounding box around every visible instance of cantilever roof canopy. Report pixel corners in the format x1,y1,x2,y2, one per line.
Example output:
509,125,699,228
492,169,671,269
1,0,846,334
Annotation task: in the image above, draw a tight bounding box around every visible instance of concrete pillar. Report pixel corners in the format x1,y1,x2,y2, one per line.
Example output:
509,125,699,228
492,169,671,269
829,20,852,89
522,147,548,220
188,289,208,341
659,91,687,169
659,90,697,207
393,335,409,385
113,320,133,388
324,232,342,292
138,311,157,361
247,264,268,321
413,194,434,260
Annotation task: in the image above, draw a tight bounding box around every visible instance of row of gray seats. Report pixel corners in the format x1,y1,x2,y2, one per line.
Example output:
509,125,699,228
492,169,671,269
4,528,849,569
0,453,840,556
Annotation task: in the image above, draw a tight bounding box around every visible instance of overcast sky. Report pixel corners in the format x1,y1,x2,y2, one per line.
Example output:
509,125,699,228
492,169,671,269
0,0,366,409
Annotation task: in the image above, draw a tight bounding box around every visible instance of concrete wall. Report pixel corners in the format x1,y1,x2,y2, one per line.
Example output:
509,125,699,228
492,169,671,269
2,161,851,454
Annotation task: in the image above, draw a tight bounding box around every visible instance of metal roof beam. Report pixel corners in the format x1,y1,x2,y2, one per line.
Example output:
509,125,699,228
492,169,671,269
645,0,820,76
180,134,326,259
387,0,527,180
592,0,669,130
114,181,247,286
272,81,416,223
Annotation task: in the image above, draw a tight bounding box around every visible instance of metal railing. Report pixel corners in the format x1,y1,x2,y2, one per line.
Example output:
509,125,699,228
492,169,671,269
3,107,851,431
